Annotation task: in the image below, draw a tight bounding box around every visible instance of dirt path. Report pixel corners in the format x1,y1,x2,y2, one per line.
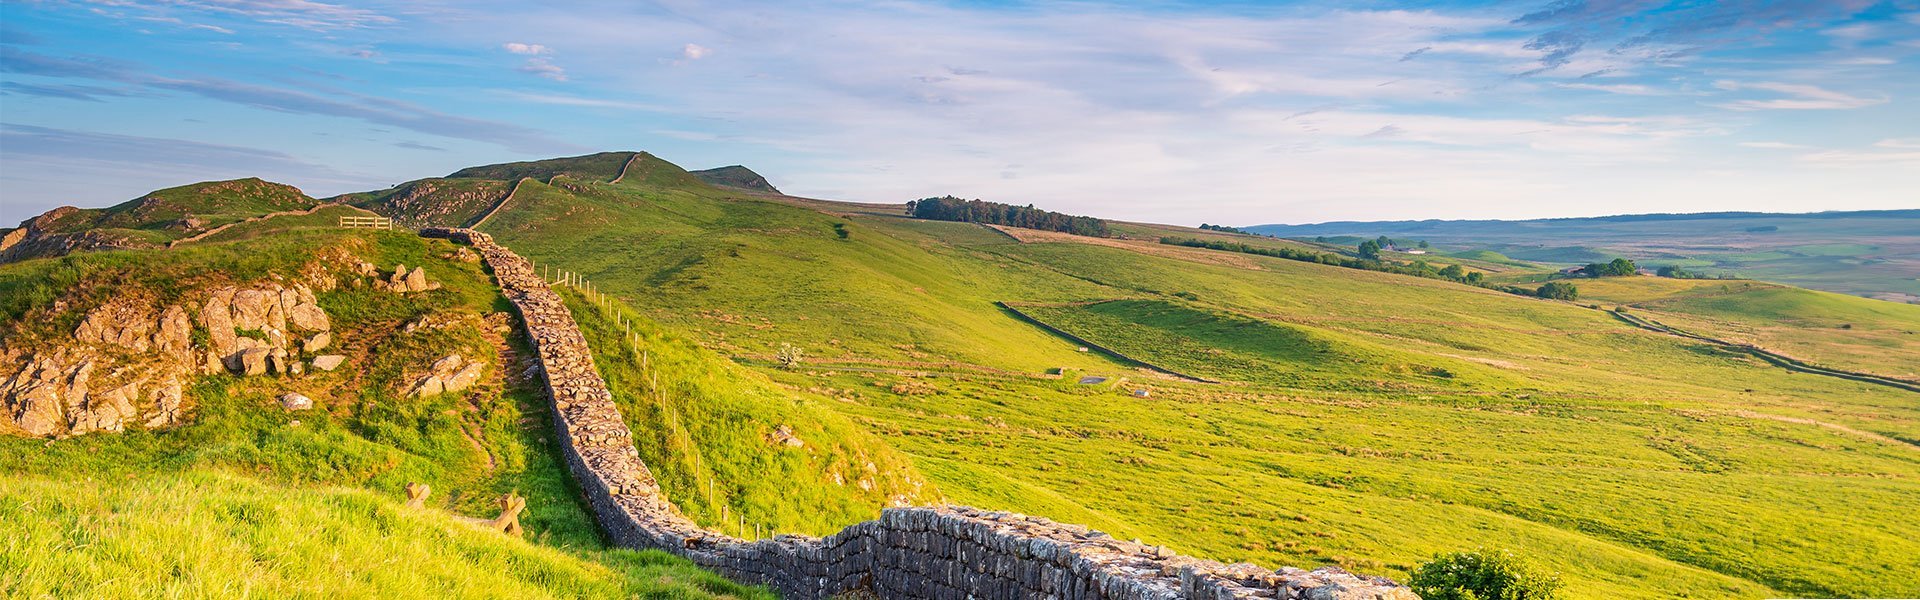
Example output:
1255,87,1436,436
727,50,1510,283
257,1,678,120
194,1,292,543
167,203,347,247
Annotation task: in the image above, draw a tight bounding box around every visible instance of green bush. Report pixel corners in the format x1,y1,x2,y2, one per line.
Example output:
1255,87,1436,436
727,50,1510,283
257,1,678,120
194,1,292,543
1410,549,1562,600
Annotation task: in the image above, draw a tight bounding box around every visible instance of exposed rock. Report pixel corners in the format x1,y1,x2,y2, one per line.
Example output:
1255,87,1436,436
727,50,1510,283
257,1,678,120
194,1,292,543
290,361,304,376
404,266,429,292
144,380,184,427
232,348,271,376
278,392,313,411
289,302,329,332
230,289,278,331
198,288,238,356
155,305,192,362
302,331,331,353
411,375,445,398
445,362,485,393
311,355,346,372
767,424,805,448
268,348,291,375
74,302,157,352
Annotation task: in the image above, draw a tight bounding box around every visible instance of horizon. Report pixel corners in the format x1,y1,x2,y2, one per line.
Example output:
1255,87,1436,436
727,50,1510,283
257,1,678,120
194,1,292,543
4,1,1919,225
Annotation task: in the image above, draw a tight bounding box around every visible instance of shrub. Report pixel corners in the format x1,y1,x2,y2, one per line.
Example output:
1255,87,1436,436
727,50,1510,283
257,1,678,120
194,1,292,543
1410,549,1562,600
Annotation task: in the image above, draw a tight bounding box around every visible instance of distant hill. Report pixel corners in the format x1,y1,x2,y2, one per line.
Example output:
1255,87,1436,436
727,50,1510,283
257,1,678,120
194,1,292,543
1247,210,1920,302
691,165,781,193
1,178,319,263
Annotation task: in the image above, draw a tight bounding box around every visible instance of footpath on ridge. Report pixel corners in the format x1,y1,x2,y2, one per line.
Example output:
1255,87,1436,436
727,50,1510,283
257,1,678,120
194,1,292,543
421,227,1419,600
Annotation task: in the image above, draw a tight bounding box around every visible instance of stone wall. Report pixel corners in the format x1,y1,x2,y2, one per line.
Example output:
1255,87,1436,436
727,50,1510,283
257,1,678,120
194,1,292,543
421,227,1417,600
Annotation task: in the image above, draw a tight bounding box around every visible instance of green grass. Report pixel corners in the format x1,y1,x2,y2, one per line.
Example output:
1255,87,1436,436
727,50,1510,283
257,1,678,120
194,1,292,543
0,228,766,597
560,286,938,537
1577,277,1920,379
0,471,770,599
437,162,1920,598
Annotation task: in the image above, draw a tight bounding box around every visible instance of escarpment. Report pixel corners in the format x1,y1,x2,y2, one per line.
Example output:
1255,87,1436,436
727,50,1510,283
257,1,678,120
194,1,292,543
423,227,1419,600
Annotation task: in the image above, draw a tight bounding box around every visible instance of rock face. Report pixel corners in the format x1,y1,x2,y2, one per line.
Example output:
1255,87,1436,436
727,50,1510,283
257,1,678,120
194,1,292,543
420,226,1421,600
3,273,377,437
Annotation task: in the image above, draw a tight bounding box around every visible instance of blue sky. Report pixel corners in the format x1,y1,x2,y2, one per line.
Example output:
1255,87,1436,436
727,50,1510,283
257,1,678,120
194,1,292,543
2,0,1916,225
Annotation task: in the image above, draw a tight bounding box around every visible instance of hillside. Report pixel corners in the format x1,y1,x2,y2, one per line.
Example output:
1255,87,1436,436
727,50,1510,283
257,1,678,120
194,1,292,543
381,151,1920,599
691,165,782,193
1245,210,1920,302
0,224,770,598
0,179,322,263
8,152,1918,599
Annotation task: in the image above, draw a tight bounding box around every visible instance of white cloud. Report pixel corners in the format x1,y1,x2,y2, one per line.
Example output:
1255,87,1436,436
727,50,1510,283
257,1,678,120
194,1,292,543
518,58,567,81
504,42,551,55
1875,138,1920,149
1739,141,1808,149
1558,82,1663,96
1711,80,1888,110
682,43,710,60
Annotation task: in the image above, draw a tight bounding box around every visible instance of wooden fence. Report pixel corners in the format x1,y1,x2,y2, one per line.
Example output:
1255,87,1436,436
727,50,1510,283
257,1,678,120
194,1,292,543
339,215,394,230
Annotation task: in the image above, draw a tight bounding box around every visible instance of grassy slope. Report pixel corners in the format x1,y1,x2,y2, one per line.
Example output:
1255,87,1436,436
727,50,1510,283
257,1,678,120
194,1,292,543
0,230,762,598
1,472,769,599
1577,277,1920,380
448,162,1920,598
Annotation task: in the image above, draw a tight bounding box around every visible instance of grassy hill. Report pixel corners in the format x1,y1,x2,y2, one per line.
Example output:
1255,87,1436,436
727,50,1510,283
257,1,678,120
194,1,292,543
362,152,1920,599
1,179,324,262
1576,276,1920,381
0,226,767,598
691,166,782,193
11,153,1918,599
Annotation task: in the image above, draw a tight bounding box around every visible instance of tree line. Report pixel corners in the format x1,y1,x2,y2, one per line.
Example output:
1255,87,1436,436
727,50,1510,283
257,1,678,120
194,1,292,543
906,196,1110,237
1161,237,1578,301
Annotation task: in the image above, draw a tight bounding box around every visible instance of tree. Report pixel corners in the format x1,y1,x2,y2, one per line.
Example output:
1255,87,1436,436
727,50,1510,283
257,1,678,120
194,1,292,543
1418,240,1431,249
1376,235,1394,250
1358,240,1382,260
1410,549,1562,600
1607,258,1638,276
1439,264,1465,280
1536,282,1579,300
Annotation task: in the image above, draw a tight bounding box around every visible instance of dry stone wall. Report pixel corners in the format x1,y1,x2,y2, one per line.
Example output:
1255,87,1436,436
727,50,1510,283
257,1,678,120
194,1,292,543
421,227,1418,600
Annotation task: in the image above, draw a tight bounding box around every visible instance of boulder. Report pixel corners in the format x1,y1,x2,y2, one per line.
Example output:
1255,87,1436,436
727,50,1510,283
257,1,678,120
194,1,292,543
199,289,238,356
443,361,485,393
311,355,347,372
268,348,290,375
69,381,139,434
430,354,463,373
231,348,271,376
389,264,409,290
410,375,445,398
230,289,277,330
290,361,304,376
155,305,193,362
278,393,314,411
289,303,330,332
404,267,429,293
302,331,331,353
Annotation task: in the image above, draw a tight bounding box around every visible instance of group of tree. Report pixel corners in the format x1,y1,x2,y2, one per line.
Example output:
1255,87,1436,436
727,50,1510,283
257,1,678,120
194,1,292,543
1581,258,1639,277
1198,223,1251,235
1163,237,1591,301
906,196,1110,236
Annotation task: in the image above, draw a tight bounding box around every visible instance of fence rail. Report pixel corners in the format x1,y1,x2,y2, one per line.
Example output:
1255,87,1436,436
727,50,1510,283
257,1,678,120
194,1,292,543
339,215,394,230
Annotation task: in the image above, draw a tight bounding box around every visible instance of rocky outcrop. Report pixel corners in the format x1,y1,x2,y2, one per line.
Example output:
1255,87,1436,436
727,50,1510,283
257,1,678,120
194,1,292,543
424,226,1419,600
409,354,486,397
2,260,426,437
377,264,440,293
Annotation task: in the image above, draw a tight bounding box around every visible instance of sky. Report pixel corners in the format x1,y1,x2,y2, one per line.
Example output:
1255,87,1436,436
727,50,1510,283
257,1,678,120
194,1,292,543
2,0,1917,226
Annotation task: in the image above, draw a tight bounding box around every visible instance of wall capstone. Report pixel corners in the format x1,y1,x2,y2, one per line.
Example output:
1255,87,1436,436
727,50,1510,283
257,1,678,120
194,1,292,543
420,227,1419,600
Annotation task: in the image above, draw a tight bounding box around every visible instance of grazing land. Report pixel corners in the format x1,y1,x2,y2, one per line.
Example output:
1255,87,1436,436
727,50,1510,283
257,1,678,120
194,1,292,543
1246,211,1920,302
6,153,1916,599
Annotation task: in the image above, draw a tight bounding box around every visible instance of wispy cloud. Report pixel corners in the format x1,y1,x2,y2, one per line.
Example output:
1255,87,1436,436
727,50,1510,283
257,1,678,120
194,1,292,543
1739,141,1809,149
79,0,396,31
1711,80,1888,110
504,42,550,55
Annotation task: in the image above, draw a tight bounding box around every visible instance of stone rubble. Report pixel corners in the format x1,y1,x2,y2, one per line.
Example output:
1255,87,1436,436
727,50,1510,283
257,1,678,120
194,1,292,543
422,226,1420,600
